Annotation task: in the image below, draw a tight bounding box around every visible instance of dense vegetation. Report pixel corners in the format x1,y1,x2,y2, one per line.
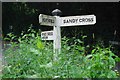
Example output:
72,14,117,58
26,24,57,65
1,28,120,78
2,2,120,79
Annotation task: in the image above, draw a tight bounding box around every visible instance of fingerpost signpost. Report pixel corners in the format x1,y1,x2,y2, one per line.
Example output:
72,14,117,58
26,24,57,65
39,9,96,61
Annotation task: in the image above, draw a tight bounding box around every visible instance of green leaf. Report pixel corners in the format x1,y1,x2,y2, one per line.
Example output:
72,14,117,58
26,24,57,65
109,51,116,57
109,57,115,69
4,37,10,40
107,70,117,78
115,57,120,62
77,39,83,43
36,40,44,49
91,49,96,54
86,54,92,59
66,46,70,50
77,46,84,51
31,33,35,37
82,36,87,39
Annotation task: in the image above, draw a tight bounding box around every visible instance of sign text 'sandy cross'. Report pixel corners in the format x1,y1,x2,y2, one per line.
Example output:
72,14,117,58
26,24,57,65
60,15,96,27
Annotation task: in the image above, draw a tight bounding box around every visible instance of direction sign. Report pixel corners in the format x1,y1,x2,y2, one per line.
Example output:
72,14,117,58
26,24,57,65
41,31,54,40
39,14,56,26
39,11,96,60
60,15,96,27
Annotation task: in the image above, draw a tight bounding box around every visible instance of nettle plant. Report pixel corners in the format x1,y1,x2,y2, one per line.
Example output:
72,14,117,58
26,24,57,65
2,27,120,78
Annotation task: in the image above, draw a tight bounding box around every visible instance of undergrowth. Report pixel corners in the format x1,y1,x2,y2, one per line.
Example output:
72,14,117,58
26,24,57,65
1,27,120,78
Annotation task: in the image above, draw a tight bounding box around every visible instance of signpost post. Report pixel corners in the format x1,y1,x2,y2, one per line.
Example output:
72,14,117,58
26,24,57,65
52,9,62,61
39,9,96,61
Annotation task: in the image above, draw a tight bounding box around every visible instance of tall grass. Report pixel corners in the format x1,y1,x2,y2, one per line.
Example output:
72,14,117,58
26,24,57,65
1,28,120,78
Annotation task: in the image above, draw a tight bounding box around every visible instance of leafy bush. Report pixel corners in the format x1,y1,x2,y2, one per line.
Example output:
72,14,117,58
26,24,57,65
2,28,120,78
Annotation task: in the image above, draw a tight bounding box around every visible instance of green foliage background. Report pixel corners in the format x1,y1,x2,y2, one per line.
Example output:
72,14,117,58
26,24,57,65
2,2,120,78
2,28,120,78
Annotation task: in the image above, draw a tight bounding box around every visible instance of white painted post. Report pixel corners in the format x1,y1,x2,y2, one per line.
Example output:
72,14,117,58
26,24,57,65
53,16,61,61
52,9,62,61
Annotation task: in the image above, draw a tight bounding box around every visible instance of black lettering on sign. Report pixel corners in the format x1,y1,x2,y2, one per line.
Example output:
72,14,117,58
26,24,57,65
48,32,53,36
88,18,93,22
48,19,53,23
79,18,84,22
42,33,47,36
51,19,54,23
63,20,66,23
63,19,78,23
48,19,50,23
42,18,46,22
42,18,54,23
79,18,93,22
42,36,48,39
